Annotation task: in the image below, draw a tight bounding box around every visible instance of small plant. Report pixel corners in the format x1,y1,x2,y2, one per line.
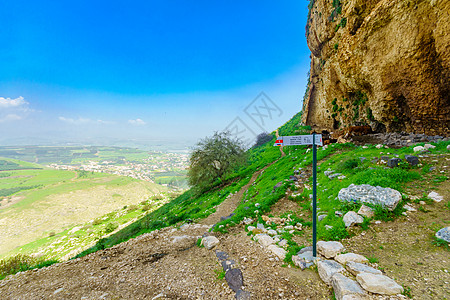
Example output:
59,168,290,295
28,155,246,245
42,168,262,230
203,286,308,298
0,254,58,280
92,218,103,226
48,231,56,237
214,268,226,280
196,238,204,248
127,204,139,212
402,285,413,298
368,256,379,264
334,43,339,50
142,204,152,211
432,237,449,250
104,222,118,234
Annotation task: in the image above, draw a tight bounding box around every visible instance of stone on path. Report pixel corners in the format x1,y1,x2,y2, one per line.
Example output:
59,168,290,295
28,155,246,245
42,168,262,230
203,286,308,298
335,253,368,265
317,241,345,258
317,260,345,285
171,235,197,250
338,184,402,211
356,273,403,295
331,273,367,300
357,205,374,218
267,245,287,260
202,236,220,250
404,155,419,166
428,191,443,202
254,234,274,247
343,211,364,227
225,268,244,293
346,261,382,276
436,227,450,243
235,289,251,300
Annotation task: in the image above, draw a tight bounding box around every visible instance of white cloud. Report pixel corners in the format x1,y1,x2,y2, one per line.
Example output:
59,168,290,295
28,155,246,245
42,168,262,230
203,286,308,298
58,116,114,125
128,118,146,126
0,114,22,123
0,96,28,108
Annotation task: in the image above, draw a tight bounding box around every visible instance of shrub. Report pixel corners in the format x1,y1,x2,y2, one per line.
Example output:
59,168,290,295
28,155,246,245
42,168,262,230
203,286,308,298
104,222,118,234
253,132,274,148
0,254,58,280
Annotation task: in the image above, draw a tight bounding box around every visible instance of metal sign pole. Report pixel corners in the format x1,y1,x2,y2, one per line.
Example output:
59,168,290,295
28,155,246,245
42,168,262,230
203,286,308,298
312,133,317,258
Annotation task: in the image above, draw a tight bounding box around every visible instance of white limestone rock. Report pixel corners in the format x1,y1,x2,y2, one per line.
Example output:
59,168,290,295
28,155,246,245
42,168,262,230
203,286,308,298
201,236,220,250
346,261,382,276
317,241,345,258
357,205,374,218
428,191,443,202
254,234,274,247
343,211,364,227
331,273,367,300
335,253,369,265
317,260,345,285
356,273,404,295
267,245,287,260
338,184,402,211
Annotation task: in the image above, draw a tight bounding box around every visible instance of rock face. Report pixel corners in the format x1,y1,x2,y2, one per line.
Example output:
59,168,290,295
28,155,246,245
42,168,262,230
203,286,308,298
338,184,402,211
302,0,450,136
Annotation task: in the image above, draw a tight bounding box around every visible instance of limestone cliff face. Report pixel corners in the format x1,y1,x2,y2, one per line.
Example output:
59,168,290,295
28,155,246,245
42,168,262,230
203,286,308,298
302,0,450,135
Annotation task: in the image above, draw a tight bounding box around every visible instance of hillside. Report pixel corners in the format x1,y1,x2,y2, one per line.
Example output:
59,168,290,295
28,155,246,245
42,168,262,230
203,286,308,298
0,160,168,258
0,112,449,299
302,0,450,135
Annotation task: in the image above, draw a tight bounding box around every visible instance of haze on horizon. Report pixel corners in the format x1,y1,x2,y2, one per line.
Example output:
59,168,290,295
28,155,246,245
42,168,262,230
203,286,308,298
0,1,311,148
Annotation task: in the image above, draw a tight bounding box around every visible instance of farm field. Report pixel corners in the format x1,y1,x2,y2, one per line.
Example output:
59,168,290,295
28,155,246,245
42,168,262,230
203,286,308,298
0,158,168,258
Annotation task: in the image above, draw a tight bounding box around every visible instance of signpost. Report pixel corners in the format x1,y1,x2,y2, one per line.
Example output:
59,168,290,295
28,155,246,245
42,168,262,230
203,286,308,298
274,133,322,257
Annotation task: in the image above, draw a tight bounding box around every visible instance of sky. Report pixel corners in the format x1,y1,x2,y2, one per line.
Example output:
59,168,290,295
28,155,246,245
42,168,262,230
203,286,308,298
0,1,311,148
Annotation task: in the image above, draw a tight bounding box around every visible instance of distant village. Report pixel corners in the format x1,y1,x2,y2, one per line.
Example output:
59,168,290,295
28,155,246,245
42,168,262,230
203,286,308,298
47,152,189,185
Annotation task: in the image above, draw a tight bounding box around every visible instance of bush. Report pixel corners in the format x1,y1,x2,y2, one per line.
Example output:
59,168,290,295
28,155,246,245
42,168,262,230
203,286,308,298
0,254,58,280
188,131,246,192
253,132,274,148
104,222,118,234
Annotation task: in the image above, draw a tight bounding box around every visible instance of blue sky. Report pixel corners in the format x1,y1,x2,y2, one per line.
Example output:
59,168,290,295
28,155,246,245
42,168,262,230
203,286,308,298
0,1,310,147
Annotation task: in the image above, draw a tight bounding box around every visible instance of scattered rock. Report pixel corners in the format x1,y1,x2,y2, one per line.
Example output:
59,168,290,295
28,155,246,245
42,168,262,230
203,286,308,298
247,226,256,232
404,155,419,166
403,204,416,212
221,259,236,272
331,273,367,300
215,250,229,261
289,175,298,181
273,182,283,190
447,145,450,151
424,143,435,149
317,241,345,258
202,236,220,250
413,146,426,152
235,289,251,300
317,260,345,285
387,158,402,168
171,235,197,250
346,261,382,276
436,227,450,243
278,240,288,248
343,211,364,227
337,175,347,180
254,234,274,247
356,273,403,295
267,229,277,236
318,214,327,222
338,184,402,211
256,223,265,231
335,253,368,265
53,288,64,295
428,191,443,202
267,245,287,260
325,225,333,230
225,268,244,293
357,205,374,218
242,217,253,225
298,246,313,254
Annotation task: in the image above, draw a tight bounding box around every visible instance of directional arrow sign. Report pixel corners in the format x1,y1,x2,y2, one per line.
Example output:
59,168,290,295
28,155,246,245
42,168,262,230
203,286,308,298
274,134,323,146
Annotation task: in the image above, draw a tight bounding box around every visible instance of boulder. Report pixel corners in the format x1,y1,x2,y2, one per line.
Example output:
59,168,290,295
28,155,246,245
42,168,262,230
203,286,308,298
267,245,287,260
171,235,197,250
428,191,444,202
317,260,345,285
413,146,425,152
335,253,369,265
436,227,450,243
225,268,243,293
387,158,402,168
357,205,374,218
338,184,402,211
201,236,220,250
331,273,367,300
404,155,419,166
254,234,274,247
356,273,403,295
346,261,382,276
343,211,364,227
317,241,345,258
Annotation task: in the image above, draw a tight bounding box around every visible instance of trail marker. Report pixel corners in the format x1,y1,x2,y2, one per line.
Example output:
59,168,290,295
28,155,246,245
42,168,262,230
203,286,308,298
274,133,322,257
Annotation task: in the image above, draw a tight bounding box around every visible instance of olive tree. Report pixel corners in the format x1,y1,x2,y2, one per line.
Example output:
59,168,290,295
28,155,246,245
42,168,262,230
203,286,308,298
188,131,246,192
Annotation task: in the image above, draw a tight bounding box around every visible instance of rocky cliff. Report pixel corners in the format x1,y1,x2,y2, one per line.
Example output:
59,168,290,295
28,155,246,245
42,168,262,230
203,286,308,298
302,0,450,135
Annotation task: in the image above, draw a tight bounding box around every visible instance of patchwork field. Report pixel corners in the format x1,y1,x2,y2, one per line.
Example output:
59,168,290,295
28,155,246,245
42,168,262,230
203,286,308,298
0,158,168,258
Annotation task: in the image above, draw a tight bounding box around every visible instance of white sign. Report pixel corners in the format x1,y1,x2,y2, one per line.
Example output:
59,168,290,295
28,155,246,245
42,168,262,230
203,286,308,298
274,134,323,146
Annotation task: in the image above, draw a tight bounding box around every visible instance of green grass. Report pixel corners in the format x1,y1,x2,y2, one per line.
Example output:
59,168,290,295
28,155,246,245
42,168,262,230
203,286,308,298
0,254,58,280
